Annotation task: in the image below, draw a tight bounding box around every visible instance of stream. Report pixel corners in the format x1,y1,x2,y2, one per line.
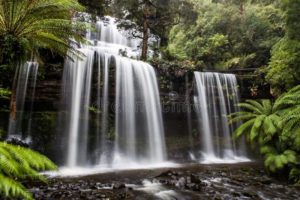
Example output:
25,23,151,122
28,163,300,200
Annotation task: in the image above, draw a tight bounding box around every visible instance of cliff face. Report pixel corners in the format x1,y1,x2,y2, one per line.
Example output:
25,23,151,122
28,61,270,112
28,64,63,111
1,62,261,162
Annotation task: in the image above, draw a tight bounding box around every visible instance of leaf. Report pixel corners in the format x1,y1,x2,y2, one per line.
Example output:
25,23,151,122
0,142,57,199
233,118,256,139
0,174,32,200
250,115,266,141
238,102,264,114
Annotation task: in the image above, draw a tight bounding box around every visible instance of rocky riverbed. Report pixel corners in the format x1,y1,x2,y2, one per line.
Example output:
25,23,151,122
28,163,300,200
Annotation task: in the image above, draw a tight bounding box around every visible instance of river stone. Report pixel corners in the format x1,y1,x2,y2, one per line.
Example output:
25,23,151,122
113,183,126,189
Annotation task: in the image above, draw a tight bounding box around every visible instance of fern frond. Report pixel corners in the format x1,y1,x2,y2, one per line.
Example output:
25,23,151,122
0,174,32,200
238,102,264,114
250,115,266,141
262,100,272,114
228,112,257,124
0,142,57,199
245,100,265,112
233,118,256,139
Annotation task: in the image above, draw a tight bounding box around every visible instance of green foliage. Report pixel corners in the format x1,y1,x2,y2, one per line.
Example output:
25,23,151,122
282,0,300,40
0,0,86,65
0,142,57,200
289,167,300,185
0,128,5,139
79,0,108,16
110,0,197,59
231,85,300,183
89,106,101,114
229,99,281,143
166,1,283,70
266,38,300,94
265,0,300,93
0,88,11,100
261,146,297,172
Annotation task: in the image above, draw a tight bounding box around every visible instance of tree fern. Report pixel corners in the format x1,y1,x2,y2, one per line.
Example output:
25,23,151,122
0,0,87,64
0,142,57,200
230,100,280,143
261,146,297,172
231,85,300,183
0,174,32,200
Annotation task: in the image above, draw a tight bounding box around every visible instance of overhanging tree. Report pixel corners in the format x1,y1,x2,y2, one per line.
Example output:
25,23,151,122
0,0,87,131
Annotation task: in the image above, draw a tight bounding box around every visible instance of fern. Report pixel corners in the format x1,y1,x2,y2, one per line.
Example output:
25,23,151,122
290,168,300,185
231,85,300,183
0,142,57,200
0,0,87,62
0,174,32,200
262,147,297,172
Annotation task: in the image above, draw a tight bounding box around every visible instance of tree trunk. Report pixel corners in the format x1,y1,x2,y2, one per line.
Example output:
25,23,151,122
8,66,19,135
141,20,149,60
141,0,152,60
9,86,17,121
240,1,245,15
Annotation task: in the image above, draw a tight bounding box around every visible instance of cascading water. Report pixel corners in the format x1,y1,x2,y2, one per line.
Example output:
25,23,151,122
8,62,39,140
114,57,166,165
60,16,166,169
193,72,249,163
61,49,94,167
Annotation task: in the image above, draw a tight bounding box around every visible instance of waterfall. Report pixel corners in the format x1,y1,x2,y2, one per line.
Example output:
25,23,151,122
114,57,166,164
8,62,39,140
193,72,249,163
60,16,166,168
61,49,94,167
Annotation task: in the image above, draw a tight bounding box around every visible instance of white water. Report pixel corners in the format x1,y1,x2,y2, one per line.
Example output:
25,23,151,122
114,57,166,164
60,15,167,169
193,72,249,163
62,49,94,167
8,62,39,140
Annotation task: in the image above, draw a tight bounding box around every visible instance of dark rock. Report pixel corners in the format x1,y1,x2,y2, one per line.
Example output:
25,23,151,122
191,174,201,184
113,183,126,189
242,191,259,198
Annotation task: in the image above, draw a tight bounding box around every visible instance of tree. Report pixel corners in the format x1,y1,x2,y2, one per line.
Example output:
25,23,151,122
166,1,284,70
0,0,86,64
266,0,300,94
110,0,196,60
78,0,109,16
0,0,86,130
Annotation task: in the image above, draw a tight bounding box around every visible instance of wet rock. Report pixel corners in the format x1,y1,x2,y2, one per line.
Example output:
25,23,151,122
113,183,126,189
191,174,201,184
186,183,201,191
177,171,183,176
6,137,30,147
260,178,272,185
80,189,92,193
186,176,192,184
156,170,176,178
176,177,186,188
221,172,227,176
242,191,259,198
